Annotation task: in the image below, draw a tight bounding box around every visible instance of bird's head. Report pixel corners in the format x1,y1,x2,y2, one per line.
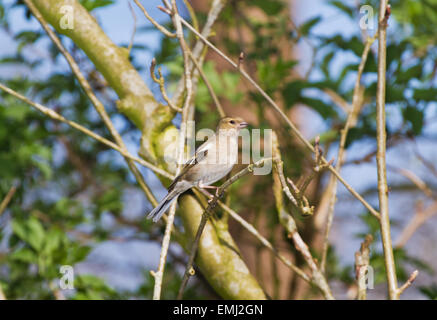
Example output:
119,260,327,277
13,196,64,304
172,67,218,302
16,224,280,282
217,117,248,132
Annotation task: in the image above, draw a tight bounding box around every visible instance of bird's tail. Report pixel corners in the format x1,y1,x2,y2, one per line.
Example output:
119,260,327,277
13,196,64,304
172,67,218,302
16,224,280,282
147,189,180,222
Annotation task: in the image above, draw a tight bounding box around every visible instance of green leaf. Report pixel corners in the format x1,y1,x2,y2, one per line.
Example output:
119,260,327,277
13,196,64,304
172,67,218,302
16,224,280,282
79,0,114,11
397,64,423,83
26,217,46,251
413,88,437,101
386,85,405,103
12,217,46,251
282,80,308,106
3,104,31,121
328,35,364,57
252,0,284,15
403,105,424,135
300,16,321,36
419,284,437,300
10,247,37,263
300,97,337,119
321,51,335,78
330,1,354,17
69,245,92,263
42,229,63,255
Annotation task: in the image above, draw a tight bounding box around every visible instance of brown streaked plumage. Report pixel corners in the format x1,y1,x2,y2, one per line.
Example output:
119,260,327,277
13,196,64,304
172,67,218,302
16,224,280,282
147,117,248,222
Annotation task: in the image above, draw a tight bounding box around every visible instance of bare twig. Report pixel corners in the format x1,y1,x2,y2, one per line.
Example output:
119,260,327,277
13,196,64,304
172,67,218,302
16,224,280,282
413,143,437,179
133,0,176,38
355,234,373,300
387,165,433,198
152,201,177,300
182,0,199,32
320,34,377,273
127,1,137,55
0,184,18,217
187,49,225,117
375,0,398,300
174,14,381,220
395,200,437,248
177,158,272,299
323,88,350,113
150,58,183,112
0,83,173,181
280,164,314,216
397,270,418,297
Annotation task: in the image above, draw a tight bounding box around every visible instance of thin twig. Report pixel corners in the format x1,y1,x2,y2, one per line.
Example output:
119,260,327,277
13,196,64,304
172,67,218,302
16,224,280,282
375,0,398,300
173,14,381,220
127,1,137,55
133,0,176,38
395,200,437,248
150,58,183,112
397,270,418,297
0,184,18,217
387,165,433,198
152,202,177,300
320,34,377,273
182,0,199,32
0,83,173,181
177,158,272,299
413,143,437,179
187,49,225,117
323,88,350,113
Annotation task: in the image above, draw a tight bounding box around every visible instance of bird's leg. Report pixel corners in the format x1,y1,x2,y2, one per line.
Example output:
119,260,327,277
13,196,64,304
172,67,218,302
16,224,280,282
198,183,220,202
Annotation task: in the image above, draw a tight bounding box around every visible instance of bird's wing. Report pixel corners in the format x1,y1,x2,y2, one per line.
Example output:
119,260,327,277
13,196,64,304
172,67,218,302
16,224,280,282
167,137,214,192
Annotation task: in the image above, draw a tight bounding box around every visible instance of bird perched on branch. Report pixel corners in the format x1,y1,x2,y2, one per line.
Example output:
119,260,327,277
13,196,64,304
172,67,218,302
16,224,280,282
147,117,248,222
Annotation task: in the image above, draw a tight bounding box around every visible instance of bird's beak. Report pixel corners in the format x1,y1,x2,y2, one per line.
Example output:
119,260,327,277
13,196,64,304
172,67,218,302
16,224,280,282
239,122,249,128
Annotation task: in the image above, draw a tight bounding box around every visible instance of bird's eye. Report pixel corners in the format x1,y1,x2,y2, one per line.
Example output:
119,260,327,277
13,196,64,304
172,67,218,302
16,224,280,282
229,120,235,124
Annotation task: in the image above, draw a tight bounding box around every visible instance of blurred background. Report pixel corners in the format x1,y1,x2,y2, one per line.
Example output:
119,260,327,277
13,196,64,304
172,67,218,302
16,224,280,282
1,0,437,299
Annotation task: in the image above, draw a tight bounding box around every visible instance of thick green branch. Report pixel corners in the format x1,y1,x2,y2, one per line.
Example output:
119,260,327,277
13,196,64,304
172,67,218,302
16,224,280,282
30,0,265,300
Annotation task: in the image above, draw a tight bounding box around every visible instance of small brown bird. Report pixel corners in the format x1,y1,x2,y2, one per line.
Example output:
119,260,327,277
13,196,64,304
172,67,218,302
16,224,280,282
147,117,248,222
